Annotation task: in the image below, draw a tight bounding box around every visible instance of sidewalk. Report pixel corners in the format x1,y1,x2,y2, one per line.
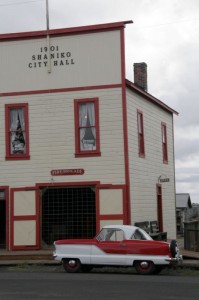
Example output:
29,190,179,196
0,249,54,266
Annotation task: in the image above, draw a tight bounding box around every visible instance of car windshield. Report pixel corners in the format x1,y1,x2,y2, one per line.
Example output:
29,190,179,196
96,228,125,241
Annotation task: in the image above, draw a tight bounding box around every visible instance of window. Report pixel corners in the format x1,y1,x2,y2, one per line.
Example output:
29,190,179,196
74,98,100,157
96,228,124,242
132,229,147,240
161,122,168,163
5,103,30,160
137,110,145,157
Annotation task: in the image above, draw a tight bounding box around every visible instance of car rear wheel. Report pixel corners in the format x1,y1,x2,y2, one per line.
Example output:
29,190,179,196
134,261,156,275
62,258,82,273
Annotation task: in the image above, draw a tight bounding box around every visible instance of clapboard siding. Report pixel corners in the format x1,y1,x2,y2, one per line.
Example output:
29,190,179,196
0,88,125,186
127,89,176,238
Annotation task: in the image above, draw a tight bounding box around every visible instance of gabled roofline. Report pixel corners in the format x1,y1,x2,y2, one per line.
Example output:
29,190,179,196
0,20,133,41
126,79,178,115
176,193,192,208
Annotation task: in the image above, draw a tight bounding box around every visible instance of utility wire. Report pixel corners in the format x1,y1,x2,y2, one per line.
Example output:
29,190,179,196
0,0,43,7
133,17,199,30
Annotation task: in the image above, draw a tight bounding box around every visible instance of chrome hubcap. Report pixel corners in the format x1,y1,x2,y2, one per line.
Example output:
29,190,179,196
140,261,149,269
68,260,76,267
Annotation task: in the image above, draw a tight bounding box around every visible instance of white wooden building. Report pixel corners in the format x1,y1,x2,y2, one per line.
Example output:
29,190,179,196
0,21,178,251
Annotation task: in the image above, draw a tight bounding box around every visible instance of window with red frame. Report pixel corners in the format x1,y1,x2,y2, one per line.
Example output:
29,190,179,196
5,103,30,160
74,98,100,157
162,123,168,163
137,110,145,157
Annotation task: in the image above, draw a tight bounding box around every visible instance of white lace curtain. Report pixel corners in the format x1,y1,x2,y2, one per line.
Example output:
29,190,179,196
79,103,96,150
10,108,26,154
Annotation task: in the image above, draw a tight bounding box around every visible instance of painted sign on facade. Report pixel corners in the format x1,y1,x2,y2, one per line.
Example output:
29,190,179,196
51,169,85,176
0,31,121,93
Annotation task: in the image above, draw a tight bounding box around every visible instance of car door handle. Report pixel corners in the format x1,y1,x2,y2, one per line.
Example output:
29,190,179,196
120,243,126,247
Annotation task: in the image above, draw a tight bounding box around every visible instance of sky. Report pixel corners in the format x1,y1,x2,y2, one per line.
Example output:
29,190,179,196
0,0,199,203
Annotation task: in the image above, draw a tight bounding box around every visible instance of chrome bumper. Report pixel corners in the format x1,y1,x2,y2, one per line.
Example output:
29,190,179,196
165,255,183,264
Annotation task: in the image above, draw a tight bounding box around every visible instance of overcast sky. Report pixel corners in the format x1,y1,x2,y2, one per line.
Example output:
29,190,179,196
0,0,199,203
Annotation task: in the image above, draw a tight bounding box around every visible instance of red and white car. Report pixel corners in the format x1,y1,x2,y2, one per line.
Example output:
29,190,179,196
53,225,182,275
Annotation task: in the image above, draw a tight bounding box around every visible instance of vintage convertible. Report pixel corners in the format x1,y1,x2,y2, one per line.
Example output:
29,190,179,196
53,225,182,275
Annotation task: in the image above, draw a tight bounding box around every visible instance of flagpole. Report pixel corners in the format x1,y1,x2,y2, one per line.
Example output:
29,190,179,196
46,0,51,73
46,0,49,31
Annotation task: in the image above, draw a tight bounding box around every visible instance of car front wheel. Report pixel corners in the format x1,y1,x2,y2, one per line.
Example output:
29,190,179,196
62,258,82,273
134,261,156,275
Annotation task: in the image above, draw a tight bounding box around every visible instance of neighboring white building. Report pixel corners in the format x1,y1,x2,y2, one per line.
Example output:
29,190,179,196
0,21,178,251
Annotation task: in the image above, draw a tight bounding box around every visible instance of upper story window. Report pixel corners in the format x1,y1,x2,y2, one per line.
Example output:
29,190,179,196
137,110,145,157
5,103,30,160
74,98,100,157
162,122,168,163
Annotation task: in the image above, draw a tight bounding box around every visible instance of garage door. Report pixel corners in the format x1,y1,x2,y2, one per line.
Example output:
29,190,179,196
41,186,96,247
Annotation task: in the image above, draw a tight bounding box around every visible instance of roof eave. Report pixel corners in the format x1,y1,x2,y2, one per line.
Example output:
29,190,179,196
126,79,179,115
0,20,133,41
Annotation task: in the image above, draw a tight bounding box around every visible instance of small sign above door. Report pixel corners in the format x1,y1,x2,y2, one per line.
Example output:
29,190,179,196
159,178,170,183
51,169,84,176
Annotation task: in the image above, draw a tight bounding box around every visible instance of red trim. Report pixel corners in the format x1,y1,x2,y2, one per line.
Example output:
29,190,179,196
0,186,9,250
75,152,101,158
120,28,131,224
36,181,100,188
99,215,124,220
0,84,122,98
10,187,39,250
5,103,30,160
13,215,37,221
74,98,101,157
96,186,100,233
172,115,177,234
5,187,9,250
0,21,133,42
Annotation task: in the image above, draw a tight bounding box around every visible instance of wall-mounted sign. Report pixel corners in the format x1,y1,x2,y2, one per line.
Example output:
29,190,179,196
51,168,84,176
28,45,75,69
159,178,170,183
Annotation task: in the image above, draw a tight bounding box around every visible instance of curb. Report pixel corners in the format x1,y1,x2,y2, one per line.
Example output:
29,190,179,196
0,260,198,270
